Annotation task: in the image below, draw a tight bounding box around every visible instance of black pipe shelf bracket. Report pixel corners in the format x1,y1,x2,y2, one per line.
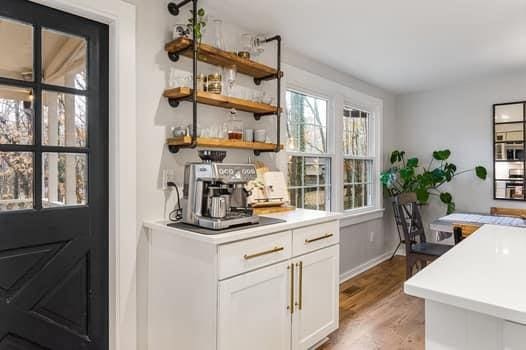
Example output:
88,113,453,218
166,1,282,155
167,0,199,154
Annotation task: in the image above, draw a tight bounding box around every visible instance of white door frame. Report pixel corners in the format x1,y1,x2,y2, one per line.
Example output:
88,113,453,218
30,1,137,350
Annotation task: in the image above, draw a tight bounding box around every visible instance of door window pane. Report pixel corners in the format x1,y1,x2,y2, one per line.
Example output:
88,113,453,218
0,17,33,81
42,153,87,207
0,85,33,145
42,29,87,90
0,152,33,211
42,90,87,147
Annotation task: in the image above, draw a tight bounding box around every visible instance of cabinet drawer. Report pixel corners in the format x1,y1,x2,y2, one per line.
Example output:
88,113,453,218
218,231,292,280
293,221,339,256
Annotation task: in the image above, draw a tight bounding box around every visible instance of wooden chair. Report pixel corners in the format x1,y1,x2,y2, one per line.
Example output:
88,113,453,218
452,223,481,243
490,207,526,220
394,193,454,280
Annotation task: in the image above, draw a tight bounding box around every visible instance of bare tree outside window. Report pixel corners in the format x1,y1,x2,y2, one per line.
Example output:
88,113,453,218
286,90,331,210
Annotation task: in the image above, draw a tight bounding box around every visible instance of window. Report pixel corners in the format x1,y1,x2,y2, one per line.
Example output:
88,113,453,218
286,89,331,210
343,107,375,210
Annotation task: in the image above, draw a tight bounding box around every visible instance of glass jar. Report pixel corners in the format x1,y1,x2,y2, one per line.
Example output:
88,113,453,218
225,108,243,140
207,73,222,94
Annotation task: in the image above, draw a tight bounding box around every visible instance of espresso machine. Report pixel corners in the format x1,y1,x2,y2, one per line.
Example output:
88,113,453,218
182,151,260,230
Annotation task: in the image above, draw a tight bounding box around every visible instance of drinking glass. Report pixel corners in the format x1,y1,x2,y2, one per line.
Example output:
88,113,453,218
224,66,237,97
213,19,225,50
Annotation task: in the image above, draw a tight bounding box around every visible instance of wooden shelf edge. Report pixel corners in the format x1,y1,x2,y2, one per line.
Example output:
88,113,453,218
163,87,280,114
164,37,281,79
166,136,284,151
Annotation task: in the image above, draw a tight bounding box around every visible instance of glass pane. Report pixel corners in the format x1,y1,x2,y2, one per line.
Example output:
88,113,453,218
42,90,87,147
343,185,353,210
343,108,369,156
0,85,33,145
42,153,87,207
288,188,303,208
303,157,331,186
286,90,327,153
495,180,524,200
344,159,373,184
495,123,524,144
495,104,524,124
0,152,33,211
495,161,523,180
288,156,303,187
0,17,33,81
304,187,319,210
353,184,364,208
42,29,87,89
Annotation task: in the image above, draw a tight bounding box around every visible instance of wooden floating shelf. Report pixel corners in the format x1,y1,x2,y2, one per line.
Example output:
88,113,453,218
163,87,280,115
166,136,284,152
165,37,281,80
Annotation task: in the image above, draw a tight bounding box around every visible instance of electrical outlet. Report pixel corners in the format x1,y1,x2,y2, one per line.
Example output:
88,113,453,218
369,231,375,243
162,169,178,190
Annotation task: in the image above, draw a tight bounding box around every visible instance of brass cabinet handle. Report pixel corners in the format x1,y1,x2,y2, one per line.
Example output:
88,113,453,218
298,261,303,310
305,233,334,244
290,263,294,314
243,246,284,260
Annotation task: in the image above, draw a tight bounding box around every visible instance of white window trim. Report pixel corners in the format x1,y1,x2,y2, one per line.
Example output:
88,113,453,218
282,64,383,222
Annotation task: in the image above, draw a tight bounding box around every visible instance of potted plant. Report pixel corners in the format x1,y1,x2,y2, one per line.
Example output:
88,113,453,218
380,149,487,214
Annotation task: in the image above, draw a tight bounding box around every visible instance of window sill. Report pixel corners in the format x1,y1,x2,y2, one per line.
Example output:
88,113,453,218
339,208,385,227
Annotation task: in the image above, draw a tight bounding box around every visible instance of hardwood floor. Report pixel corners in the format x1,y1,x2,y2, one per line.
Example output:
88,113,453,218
320,256,425,350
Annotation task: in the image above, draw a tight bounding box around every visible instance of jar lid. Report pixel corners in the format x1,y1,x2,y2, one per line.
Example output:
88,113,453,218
208,73,222,80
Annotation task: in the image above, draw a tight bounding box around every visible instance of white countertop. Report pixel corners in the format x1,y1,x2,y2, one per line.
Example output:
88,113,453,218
144,209,343,245
405,224,526,324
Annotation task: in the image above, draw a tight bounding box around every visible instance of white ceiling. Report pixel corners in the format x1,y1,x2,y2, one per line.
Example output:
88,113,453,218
206,0,526,94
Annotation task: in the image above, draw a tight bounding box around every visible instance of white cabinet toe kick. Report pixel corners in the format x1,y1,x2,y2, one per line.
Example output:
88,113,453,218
145,213,341,350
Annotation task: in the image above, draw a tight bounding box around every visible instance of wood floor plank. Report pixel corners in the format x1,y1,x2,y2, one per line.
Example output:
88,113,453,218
320,256,424,350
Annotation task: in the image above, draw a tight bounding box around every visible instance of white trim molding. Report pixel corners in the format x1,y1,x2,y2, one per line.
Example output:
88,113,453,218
340,208,385,227
339,250,392,284
31,1,137,350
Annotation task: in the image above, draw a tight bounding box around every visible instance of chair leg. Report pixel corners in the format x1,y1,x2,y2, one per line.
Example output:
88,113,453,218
406,257,413,280
390,240,402,260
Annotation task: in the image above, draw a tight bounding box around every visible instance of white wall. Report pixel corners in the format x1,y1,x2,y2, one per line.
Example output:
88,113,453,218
396,70,526,234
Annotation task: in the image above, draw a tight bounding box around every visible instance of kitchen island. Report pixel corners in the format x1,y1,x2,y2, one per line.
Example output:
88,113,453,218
143,209,343,350
405,224,526,350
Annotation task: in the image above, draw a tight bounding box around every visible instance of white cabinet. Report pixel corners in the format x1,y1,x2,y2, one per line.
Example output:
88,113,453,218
292,245,339,350
503,321,526,350
146,217,340,350
218,245,339,350
218,261,292,350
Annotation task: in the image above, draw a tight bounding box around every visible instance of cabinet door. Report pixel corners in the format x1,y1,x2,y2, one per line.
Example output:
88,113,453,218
218,261,292,350
503,321,526,349
292,245,339,350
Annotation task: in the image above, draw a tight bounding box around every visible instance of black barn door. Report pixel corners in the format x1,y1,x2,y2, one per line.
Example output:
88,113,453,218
0,0,108,349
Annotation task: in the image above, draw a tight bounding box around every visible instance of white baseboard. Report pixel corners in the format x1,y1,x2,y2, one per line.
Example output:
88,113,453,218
339,251,397,284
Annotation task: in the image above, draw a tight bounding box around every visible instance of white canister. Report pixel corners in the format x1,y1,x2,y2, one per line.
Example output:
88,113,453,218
254,129,266,143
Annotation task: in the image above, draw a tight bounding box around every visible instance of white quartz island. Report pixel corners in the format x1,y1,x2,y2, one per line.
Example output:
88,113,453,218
143,209,343,350
405,224,526,350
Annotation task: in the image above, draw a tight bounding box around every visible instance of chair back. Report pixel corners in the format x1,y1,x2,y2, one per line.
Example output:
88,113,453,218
490,207,526,220
393,193,426,255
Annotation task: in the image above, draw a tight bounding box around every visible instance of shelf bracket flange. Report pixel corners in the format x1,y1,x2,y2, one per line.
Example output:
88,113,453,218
167,0,193,16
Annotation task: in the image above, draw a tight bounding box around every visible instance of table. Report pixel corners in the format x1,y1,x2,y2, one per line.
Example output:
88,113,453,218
430,212,526,234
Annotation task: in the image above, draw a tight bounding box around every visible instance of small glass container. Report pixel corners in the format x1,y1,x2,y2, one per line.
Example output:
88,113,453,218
207,73,222,94
225,109,243,140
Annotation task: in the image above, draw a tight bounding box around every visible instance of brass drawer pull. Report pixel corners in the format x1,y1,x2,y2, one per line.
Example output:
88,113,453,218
290,263,294,314
305,233,334,244
298,261,303,310
243,246,284,260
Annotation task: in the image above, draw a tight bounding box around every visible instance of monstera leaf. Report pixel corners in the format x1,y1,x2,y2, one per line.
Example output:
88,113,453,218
380,149,488,214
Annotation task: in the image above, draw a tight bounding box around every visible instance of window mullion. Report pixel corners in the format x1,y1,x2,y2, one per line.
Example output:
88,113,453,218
33,24,43,210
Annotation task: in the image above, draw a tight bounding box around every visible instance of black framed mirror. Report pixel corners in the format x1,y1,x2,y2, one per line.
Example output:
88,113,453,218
493,101,526,200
